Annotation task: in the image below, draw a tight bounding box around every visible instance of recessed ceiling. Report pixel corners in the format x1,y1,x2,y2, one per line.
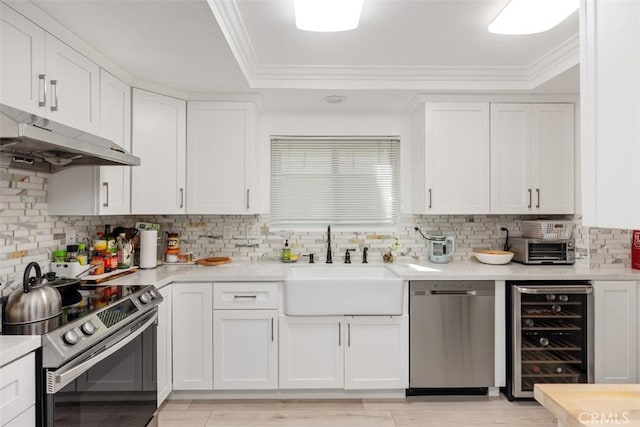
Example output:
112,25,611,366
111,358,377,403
11,0,580,110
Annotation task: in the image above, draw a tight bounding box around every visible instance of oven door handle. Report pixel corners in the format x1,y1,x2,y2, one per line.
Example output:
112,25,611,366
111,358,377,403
515,286,592,295
47,313,157,394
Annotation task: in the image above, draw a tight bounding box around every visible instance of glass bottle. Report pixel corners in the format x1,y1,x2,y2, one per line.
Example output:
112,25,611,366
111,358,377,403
117,233,131,269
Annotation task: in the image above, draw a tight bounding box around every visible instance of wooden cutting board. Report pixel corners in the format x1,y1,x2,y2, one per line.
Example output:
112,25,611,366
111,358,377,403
81,267,137,284
196,257,231,266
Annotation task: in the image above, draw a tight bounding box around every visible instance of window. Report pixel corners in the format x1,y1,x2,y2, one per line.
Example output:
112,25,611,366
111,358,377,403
270,136,400,227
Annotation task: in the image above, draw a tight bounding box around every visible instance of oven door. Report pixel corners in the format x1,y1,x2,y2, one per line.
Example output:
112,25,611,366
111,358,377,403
43,310,158,427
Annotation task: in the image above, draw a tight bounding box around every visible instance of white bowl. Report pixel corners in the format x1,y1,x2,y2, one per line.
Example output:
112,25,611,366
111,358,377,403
473,249,514,265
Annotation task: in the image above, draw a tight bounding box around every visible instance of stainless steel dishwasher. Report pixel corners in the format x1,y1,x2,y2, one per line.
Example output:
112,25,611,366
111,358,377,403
409,281,495,392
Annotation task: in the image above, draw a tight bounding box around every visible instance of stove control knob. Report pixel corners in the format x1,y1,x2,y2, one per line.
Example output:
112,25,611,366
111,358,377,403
81,321,97,336
149,289,159,299
63,330,80,345
139,293,150,304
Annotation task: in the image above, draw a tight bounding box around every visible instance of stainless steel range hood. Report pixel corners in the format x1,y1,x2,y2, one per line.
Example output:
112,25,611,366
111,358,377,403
0,104,140,173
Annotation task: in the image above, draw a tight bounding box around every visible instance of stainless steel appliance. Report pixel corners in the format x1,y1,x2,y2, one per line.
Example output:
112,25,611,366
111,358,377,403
510,237,575,265
3,276,162,426
409,281,494,393
0,103,140,173
505,281,593,400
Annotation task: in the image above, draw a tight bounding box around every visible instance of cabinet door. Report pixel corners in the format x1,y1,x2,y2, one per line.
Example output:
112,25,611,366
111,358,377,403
424,103,490,214
344,315,408,390
172,283,213,390
47,70,132,216
157,286,172,405
0,352,35,426
0,3,46,115
581,0,640,228
45,34,100,134
594,281,638,383
490,103,533,214
98,69,131,214
131,89,186,214
279,316,344,389
531,104,574,214
213,310,277,390
186,102,256,214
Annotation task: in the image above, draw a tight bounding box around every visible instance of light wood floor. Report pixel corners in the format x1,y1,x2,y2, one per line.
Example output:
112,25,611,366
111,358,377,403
157,396,556,427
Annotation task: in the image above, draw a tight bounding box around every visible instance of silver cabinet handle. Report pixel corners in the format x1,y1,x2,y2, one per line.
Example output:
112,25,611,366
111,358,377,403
348,323,351,347
179,188,184,208
246,188,250,210
528,188,532,208
102,182,109,207
428,188,432,209
38,74,47,107
233,295,257,299
271,317,274,342
536,188,540,208
50,80,59,111
338,323,341,346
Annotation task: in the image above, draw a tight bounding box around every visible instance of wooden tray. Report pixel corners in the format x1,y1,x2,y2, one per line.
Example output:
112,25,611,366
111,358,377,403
81,267,138,284
196,257,231,266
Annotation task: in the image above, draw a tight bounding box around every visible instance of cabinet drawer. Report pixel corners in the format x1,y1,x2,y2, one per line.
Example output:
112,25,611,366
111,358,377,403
0,352,35,426
214,283,278,309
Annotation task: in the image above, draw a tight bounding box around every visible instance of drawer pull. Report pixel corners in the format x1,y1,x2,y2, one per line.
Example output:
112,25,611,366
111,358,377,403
233,295,257,299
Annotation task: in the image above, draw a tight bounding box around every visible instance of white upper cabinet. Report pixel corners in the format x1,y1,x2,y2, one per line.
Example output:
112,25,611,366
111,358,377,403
131,88,186,214
45,34,100,134
0,4,100,133
96,70,132,214
48,70,131,216
490,103,574,214
186,101,257,214
0,3,46,115
412,102,490,214
581,0,640,228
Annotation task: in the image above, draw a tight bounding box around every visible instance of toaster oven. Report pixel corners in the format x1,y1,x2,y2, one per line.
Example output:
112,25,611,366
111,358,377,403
510,237,575,265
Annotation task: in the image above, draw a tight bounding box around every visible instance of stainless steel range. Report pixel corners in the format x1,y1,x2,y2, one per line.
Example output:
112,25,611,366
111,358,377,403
3,279,162,426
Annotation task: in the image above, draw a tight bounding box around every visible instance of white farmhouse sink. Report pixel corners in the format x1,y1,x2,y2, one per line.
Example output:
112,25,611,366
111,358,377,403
284,265,403,315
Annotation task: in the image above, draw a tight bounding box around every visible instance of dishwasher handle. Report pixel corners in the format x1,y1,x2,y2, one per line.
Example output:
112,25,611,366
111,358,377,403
412,290,494,296
515,286,592,295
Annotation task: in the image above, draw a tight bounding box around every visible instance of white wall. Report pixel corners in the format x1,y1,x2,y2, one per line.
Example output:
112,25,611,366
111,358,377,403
259,112,413,213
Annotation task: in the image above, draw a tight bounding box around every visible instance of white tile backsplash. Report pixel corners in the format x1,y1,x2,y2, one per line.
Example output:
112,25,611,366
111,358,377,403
0,170,634,288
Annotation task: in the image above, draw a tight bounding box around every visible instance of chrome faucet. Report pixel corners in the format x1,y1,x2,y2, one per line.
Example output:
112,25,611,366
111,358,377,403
326,225,333,263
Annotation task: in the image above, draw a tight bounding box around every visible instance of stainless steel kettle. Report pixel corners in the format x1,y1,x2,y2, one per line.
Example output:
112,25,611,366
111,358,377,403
2,262,62,334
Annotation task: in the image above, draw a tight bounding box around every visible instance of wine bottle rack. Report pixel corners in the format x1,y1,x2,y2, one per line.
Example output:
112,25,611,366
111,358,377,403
509,282,592,399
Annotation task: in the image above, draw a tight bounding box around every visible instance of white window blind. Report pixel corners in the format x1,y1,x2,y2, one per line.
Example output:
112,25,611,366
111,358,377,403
271,136,400,227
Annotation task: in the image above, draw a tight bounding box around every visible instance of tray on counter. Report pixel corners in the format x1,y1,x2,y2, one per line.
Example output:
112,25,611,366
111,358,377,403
81,267,138,284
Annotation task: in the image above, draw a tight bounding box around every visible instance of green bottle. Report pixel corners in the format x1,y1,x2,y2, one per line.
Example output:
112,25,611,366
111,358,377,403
281,239,291,261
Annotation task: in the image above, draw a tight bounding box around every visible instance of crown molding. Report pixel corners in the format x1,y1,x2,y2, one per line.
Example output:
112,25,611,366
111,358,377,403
208,0,580,92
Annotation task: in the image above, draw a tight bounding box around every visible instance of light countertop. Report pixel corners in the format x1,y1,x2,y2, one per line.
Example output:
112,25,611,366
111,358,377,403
0,335,41,367
534,384,640,427
2,259,639,364
102,259,640,289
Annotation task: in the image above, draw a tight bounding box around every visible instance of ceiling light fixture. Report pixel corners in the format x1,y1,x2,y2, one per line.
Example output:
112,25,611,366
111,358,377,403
488,0,579,35
294,0,363,32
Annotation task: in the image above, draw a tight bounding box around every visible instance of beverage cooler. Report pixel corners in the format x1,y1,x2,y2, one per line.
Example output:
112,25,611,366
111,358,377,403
505,281,593,400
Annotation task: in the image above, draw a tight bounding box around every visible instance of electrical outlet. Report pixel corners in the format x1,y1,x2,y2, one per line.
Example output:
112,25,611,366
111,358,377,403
66,230,77,245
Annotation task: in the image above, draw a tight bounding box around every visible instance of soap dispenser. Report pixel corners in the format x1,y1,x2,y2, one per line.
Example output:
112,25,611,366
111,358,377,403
281,239,291,261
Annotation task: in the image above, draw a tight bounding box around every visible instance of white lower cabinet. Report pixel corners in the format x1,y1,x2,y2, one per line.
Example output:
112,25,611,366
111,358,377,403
279,316,345,389
213,310,278,389
157,285,172,404
279,315,408,390
172,283,213,390
344,316,408,390
0,352,35,427
593,281,638,383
